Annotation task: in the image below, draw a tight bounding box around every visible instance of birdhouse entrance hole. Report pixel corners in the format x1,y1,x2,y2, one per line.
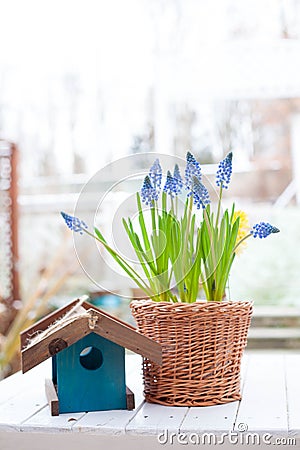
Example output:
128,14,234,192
79,346,103,370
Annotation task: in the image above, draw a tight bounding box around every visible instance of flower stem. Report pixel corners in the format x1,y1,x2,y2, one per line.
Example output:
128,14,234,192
215,182,223,227
171,196,175,214
204,208,218,300
182,196,193,301
151,201,157,233
232,233,252,254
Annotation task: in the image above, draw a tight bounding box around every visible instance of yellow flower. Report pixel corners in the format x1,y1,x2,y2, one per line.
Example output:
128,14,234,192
232,210,250,254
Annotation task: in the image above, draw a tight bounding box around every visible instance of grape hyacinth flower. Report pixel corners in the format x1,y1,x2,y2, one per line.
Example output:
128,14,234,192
163,165,183,198
216,152,233,189
185,151,202,190
61,212,88,234
163,171,176,197
173,164,183,194
188,176,210,209
141,175,158,205
251,222,280,239
149,159,162,195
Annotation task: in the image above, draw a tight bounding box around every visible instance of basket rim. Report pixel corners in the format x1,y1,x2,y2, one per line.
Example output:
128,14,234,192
130,298,253,309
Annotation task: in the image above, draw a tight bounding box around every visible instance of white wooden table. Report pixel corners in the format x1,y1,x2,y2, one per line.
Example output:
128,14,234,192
0,352,299,450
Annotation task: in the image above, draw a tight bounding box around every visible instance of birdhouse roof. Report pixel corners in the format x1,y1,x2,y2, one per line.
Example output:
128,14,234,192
21,297,162,373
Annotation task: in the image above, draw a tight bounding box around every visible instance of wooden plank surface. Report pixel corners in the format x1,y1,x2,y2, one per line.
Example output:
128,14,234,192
126,403,189,435
0,352,298,439
0,359,51,430
0,387,47,431
20,407,86,433
234,353,288,434
285,353,300,436
180,402,239,434
73,409,143,435
0,372,24,405
0,360,51,406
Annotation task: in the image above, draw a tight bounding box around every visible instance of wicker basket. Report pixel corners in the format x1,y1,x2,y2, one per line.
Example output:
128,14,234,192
130,299,253,407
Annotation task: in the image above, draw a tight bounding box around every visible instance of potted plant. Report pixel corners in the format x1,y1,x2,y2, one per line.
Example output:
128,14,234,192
61,151,279,406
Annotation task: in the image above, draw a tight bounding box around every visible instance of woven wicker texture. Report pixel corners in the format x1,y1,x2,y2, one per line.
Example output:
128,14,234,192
130,299,253,407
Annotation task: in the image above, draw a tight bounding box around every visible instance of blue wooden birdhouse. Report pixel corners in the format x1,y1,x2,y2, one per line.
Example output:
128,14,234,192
20,298,162,415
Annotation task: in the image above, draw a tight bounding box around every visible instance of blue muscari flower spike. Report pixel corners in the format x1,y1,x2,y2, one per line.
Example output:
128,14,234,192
188,176,210,209
149,158,162,195
141,175,157,206
163,170,176,198
185,151,202,189
61,212,88,234
216,152,233,189
251,222,280,239
173,164,183,194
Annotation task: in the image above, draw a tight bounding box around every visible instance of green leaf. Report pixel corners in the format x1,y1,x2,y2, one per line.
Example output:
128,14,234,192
93,226,156,299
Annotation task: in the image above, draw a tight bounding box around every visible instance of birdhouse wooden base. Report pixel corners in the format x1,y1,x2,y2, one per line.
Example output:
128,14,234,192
45,378,135,416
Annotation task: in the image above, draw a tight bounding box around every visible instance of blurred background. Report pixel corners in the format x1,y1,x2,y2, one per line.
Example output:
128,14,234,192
1,0,300,375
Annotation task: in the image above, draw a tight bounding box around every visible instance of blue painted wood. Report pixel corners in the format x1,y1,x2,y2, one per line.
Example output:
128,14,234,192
56,332,127,413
